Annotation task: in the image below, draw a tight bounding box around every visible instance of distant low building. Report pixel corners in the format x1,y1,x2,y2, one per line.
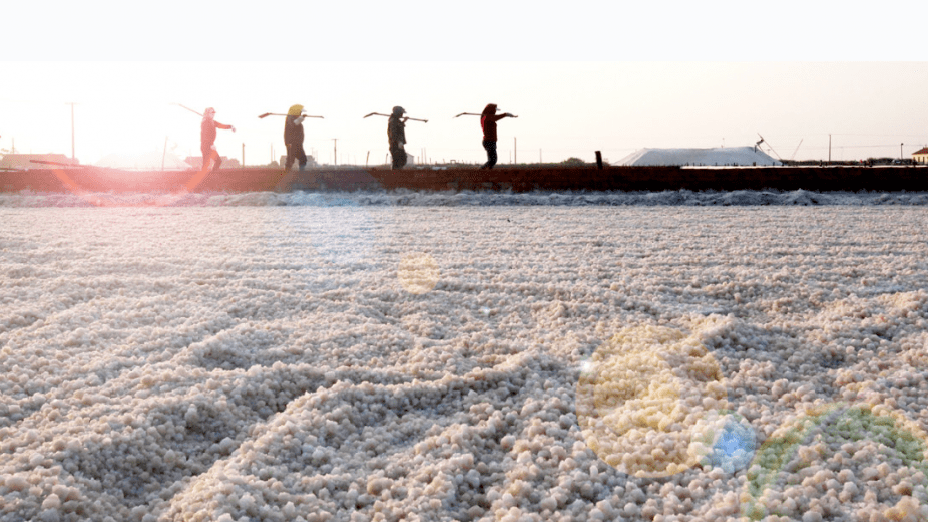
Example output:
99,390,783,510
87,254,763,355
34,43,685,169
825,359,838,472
0,154,79,169
615,147,782,167
912,147,928,165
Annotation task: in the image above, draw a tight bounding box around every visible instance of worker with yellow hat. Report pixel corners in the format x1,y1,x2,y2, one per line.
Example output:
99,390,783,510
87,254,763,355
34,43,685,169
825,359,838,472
284,104,307,171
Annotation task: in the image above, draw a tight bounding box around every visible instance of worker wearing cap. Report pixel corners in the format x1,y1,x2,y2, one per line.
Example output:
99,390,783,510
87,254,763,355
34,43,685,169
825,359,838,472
388,106,408,170
284,104,308,171
479,103,515,170
200,107,235,173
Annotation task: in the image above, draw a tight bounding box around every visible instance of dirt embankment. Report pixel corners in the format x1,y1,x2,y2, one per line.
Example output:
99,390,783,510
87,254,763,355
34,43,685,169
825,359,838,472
2,165,927,193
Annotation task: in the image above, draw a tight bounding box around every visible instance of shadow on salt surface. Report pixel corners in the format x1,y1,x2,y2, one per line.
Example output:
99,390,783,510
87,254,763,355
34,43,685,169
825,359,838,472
54,398,257,507
160,349,575,521
181,321,292,371
3,360,434,519
1,376,301,518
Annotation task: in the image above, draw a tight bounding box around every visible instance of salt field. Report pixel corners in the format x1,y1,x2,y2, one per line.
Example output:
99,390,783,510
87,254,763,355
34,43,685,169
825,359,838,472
2,194,928,521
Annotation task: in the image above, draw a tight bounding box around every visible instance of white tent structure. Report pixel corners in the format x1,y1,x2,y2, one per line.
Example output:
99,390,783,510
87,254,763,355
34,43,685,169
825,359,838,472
615,146,781,167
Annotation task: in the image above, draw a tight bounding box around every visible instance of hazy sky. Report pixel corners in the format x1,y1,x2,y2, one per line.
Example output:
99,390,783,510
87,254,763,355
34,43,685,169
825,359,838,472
1,1,924,167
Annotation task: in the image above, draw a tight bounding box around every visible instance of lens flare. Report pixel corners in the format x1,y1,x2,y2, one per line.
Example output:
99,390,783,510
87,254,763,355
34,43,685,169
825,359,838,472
688,410,756,474
576,325,730,478
51,167,204,207
741,402,928,520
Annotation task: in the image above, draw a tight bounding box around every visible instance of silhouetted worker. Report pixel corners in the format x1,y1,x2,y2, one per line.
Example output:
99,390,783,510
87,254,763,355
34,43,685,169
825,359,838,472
201,107,235,172
284,104,308,171
388,106,408,170
480,103,515,170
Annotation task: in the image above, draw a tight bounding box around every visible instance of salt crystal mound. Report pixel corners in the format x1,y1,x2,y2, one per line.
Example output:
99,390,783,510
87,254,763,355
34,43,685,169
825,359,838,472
4,206,928,520
576,325,730,477
4,189,928,208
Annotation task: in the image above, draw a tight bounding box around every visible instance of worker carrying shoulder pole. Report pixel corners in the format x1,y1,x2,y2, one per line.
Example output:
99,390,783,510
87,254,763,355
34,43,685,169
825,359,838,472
284,104,308,171
387,106,408,170
479,103,515,170
200,107,235,173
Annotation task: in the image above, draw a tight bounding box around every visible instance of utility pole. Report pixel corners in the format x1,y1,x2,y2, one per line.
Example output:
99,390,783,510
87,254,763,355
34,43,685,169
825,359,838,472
332,139,338,166
901,143,904,161
66,102,78,161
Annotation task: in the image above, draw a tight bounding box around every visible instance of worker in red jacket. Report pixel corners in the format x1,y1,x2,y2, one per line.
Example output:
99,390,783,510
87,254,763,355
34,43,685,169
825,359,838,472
480,103,515,170
200,107,235,172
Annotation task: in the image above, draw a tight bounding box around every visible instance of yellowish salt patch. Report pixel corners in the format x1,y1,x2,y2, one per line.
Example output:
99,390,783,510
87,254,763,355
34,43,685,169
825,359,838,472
398,252,440,294
577,325,728,477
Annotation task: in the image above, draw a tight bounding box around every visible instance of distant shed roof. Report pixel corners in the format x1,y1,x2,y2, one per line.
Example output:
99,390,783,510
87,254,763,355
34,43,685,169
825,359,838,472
615,147,781,167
